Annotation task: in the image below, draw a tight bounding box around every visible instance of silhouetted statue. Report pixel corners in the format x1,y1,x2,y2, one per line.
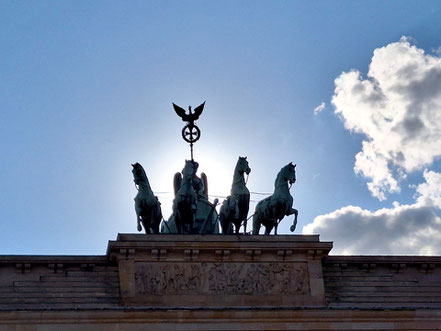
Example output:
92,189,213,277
173,160,198,234
252,163,298,235
173,102,205,160
162,160,219,234
132,163,162,234
173,101,205,124
173,161,208,199
219,157,251,234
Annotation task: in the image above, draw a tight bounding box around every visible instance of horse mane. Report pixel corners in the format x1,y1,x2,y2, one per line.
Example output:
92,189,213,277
235,156,246,171
274,163,294,188
132,163,151,190
138,164,147,181
274,171,283,188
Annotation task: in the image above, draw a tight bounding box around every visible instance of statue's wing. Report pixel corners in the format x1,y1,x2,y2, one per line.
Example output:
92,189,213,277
201,172,208,197
172,103,188,121
173,172,182,196
193,101,205,120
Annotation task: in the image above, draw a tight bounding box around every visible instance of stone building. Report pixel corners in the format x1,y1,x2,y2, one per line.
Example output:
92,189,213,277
1,234,441,330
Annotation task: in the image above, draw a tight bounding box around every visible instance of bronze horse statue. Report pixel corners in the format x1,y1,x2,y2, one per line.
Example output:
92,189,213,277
219,157,251,234
132,163,162,234
252,162,298,235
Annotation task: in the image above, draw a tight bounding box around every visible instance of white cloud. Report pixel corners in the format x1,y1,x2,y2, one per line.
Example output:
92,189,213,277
433,46,441,56
332,36,441,200
414,169,441,207
303,170,441,255
313,102,326,115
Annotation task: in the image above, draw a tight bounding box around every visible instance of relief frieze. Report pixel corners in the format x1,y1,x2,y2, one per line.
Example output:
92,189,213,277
135,262,309,296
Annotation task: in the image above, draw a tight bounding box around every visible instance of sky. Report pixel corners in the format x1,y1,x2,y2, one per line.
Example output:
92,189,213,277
1,1,441,255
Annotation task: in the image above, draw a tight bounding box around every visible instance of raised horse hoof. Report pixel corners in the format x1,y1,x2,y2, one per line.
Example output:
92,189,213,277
290,224,296,232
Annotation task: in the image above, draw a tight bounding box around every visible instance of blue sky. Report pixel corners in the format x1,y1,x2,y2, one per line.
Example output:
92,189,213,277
1,1,441,255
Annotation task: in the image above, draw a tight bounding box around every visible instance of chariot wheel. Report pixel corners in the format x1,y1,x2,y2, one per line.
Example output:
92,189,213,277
182,125,201,143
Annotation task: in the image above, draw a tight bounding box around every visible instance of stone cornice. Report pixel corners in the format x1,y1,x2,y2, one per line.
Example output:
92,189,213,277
107,234,333,262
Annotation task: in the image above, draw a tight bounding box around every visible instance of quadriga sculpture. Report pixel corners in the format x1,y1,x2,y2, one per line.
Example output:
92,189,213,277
219,156,251,234
252,163,298,235
132,162,162,234
173,160,198,234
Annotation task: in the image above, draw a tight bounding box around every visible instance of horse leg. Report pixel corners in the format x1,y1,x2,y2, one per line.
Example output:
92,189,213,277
220,215,227,234
141,219,149,234
222,217,234,235
289,208,298,232
252,214,261,235
228,222,234,235
189,210,197,234
177,200,192,234
135,207,143,232
234,221,240,234
184,203,195,234
137,216,143,232
175,212,182,234
144,209,154,234
152,203,162,234
264,223,273,235
151,223,159,234
151,214,160,234
240,195,250,234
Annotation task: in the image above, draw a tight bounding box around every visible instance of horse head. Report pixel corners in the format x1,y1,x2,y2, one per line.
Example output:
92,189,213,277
282,162,296,185
238,156,251,175
132,162,148,185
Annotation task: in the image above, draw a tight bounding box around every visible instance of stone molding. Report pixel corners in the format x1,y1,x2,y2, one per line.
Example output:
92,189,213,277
2,309,441,330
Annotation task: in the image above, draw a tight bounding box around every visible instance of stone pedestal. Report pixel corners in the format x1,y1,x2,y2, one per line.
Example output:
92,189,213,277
107,234,332,308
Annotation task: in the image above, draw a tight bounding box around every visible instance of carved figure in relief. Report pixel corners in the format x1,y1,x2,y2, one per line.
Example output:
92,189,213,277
205,262,307,295
131,163,162,234
134,262,308,296
188,264,201,291
135,263,202,295
252,163,298,235
220,157,251,234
